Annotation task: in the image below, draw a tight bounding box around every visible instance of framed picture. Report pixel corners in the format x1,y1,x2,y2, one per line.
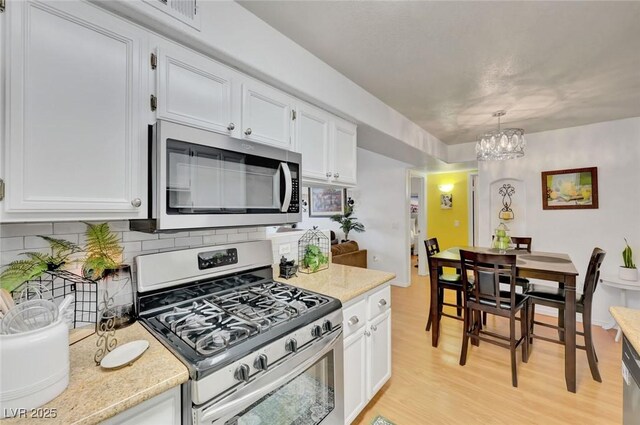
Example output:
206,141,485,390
440,194,453,209
541,167,598,210
309,187,346,217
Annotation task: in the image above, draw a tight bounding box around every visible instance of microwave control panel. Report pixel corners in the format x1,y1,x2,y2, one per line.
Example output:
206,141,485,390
198,248,238,270
288,177,300,213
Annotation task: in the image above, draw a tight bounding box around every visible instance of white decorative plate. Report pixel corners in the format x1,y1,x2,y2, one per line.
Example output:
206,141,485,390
100,340,149,370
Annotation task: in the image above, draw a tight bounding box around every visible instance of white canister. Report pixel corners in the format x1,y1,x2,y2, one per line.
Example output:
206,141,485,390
0,318,70,417
619,266,639,282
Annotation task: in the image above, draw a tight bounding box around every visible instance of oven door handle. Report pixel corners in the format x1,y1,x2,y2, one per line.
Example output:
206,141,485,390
199,330,341,424
279,162,292,213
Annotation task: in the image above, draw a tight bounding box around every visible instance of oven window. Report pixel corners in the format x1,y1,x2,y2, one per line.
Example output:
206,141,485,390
228,353,335,425
166,140,283,214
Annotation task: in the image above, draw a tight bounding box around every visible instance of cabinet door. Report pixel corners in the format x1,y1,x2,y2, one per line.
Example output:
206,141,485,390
331,119,358,186
241,80,293,149
156,40,235,135
4,0,146,219
295,104,330,182
343,328,367,425
366,309,392,399
103,386,181,425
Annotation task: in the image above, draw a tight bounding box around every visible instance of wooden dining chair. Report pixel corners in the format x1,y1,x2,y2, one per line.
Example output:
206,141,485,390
459,250,529,387
525,247,606,382
425,238,464,331
483,236,533,326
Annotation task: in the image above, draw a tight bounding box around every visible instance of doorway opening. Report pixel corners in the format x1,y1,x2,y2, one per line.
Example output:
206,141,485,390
408,171,427,279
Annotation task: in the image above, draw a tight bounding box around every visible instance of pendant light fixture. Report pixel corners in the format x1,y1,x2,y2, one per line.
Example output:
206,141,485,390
475,110,526,161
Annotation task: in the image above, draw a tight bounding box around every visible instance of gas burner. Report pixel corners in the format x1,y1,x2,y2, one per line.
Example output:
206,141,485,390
215,290,295,331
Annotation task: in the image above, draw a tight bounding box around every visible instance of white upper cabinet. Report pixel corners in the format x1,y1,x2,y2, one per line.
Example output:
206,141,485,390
2,0,147,221
294,102,357,187
294,104,331,181
331,118,358,186
154,38,236,136
241,80,294,150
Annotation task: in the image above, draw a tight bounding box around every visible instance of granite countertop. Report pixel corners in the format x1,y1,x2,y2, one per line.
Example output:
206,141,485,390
610,306,640,353
4,322,188,424
274,263,395,303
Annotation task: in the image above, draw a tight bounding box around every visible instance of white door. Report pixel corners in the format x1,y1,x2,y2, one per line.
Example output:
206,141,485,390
295,104,330,182
366,310,392,399
155,39,235,135
4,0,147,220
343,328,367,424
331,119,358,186
241,80,293,149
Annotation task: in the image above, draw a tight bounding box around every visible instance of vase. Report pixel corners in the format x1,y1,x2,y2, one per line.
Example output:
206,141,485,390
98,265,135,329
619,266,638,281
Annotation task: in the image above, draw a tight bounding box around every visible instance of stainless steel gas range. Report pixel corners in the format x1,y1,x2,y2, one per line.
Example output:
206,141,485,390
135,240,344,425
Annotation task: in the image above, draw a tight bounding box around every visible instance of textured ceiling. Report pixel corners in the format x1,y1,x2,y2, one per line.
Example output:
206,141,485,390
239,1,640,145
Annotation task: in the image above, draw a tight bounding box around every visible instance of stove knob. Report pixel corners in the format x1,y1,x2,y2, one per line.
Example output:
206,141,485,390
322,320,333,333
234,363,251,383
311,325,322,338
285,338,298,353
254,354,268,371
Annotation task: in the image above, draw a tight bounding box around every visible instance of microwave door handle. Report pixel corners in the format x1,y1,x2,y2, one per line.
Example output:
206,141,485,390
199,331,341,423
280,162,292,213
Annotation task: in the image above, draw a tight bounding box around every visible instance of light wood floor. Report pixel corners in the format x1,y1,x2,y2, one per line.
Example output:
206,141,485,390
352,259,622,425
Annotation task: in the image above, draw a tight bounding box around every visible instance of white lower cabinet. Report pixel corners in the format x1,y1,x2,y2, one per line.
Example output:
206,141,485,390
103,386,181,425
342,284,392,424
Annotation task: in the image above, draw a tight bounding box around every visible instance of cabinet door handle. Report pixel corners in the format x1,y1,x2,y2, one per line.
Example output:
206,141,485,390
371,324,378,332
244,128,252,136
378,299,387,307
364,330,371,337
227,123,235,131
326,172,332,178
131,198,142,208
348,316,359,326
333,173,339,178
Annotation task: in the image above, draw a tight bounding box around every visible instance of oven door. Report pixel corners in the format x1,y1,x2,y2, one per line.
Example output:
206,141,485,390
154,120,301,230
195,330,344,425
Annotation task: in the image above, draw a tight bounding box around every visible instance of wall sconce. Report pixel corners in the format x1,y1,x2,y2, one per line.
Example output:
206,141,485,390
438,183,454,193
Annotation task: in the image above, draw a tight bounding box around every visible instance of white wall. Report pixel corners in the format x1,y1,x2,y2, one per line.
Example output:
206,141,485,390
477,117,640,325
352,148,412,286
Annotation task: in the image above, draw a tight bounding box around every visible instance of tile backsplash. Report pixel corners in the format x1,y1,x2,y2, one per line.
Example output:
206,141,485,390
0,221,267,283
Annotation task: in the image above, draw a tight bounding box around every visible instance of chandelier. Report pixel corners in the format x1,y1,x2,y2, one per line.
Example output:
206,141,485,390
475,111,526,161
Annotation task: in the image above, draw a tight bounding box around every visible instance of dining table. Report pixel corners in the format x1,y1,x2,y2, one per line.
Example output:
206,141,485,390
428,246,580,393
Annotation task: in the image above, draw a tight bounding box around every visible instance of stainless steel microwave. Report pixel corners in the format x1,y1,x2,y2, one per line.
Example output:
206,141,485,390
131,120,301,232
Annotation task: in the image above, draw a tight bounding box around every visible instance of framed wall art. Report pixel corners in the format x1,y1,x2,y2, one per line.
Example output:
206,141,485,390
541,167,598,210
308,187,346,217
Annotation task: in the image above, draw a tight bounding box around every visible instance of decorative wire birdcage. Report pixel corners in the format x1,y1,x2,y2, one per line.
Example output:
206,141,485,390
298,227,330,274
10,269,98,342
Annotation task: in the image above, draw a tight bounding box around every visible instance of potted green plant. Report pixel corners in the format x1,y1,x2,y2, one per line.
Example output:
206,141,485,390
301,244,329,273
0,236,82,292
330,201,365,242
82,222,134,328
619,238,637,281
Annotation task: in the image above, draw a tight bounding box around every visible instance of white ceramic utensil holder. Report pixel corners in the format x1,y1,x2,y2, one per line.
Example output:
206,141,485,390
0,318,70,417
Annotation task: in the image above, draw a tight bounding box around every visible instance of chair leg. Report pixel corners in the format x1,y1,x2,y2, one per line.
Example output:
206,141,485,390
558,308,565,342
520,304,529,363
459,307,470,366
510,314,518,387
456,290,463,317
471,310,480,347
583,306,602,382
529,302,536,346
482,311,487,326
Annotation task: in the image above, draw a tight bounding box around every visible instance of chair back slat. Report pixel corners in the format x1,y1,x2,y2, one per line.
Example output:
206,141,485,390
581,247,606,305
460,250,517,310
425,238,442,274
511,237,532,253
